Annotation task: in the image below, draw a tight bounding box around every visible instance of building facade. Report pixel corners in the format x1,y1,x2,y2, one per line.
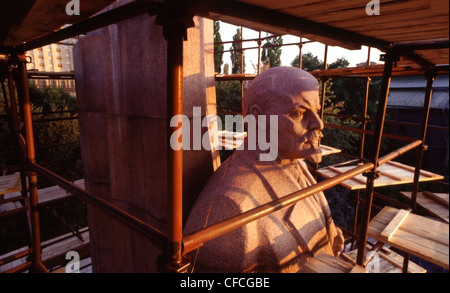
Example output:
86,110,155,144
26,38,77,96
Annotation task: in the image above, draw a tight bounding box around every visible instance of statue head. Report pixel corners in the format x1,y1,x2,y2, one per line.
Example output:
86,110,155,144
242,66,324,163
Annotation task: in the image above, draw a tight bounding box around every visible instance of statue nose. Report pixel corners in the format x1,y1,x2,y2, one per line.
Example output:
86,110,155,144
308,111,324,131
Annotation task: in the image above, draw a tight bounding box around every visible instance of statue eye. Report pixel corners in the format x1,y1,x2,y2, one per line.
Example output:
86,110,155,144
288,109,305,119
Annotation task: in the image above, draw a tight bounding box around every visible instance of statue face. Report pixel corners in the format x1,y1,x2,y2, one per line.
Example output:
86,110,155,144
272,87,324,163
244,67,324,163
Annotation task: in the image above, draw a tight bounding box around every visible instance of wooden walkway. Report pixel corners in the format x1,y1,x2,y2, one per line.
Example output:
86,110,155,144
1,174,89,273
0,176,85,214
316,160,444,190
0,227,91,273
368,206,449,270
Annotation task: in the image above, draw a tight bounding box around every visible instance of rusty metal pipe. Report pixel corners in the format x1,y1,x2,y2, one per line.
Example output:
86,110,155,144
377,140,422,165
16,57,44,269
324,122,417,142
6,67,34,252
402,70,436,273
410,70,435,211
28,162,167,250
34,260,49,273
0,249,31,266
4,261,32,273
356,52,395,266
165,22,185,264
7,69,20,133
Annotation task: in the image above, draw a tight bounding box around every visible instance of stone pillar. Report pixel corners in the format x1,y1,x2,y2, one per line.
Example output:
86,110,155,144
73,1,216,272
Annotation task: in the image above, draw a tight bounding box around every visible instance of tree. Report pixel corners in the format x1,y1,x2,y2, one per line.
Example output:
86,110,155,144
328,57,350,69
28,85,81,182
213,21,224,74
320,79,362,162
261,35,283,68
230,28,245,74
291,52,324,71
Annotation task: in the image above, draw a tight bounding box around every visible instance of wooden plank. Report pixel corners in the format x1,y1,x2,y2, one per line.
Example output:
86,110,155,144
349,265,367,273
377,250,425,273
327,165,367,185
399,191,449,223
1,179,85,214
51,267,66,273
342,245,427,273
300,251,354,273
319,144,341,156
386,161,440,179
0,173,22,196
309,0,431,23
328,12,448,31
380,209,410,242
316,160,444,190
423,191,449,208
377,170,407,182
368,206,449,269
0,228,89,273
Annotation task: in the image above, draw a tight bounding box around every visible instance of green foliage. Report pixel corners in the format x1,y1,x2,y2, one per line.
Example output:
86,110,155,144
291,52,324,71
328,57,350,69
215,80,242,111
214,21,224,74
230,28,245,74
29,85,81,183
29,84,77,113
1,83,84,254
261,36,283,68
0,83,81,182
320,79,362,163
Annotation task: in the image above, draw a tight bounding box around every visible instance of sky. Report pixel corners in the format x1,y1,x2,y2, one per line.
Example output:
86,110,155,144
218,21,384,74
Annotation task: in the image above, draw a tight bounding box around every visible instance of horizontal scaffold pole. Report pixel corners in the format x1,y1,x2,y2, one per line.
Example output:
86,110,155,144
28,162,167,251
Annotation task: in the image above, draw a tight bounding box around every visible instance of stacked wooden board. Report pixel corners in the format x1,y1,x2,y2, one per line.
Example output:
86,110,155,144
0,172,21,196
316,160,444,190
399,191,449,223
342,244,427,273
0,178,85,214
368,206,449,270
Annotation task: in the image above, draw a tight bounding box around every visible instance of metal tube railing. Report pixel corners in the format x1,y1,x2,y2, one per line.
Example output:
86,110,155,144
16,56,47,272
182,139,422,254
28,162,167,251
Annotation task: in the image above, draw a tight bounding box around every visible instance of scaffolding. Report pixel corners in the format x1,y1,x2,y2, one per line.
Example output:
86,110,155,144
0,0,448,273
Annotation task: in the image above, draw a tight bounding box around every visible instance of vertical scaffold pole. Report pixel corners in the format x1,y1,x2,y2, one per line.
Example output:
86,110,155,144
410,68,436,211
7,66,34,250
352,48,372,250
167,22,184,266
356,51,396,267
157,7,193,272
16,54,48,273
402,67,436,273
